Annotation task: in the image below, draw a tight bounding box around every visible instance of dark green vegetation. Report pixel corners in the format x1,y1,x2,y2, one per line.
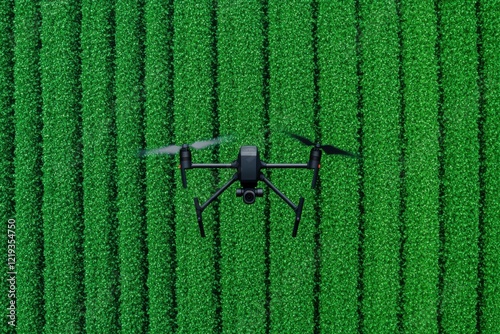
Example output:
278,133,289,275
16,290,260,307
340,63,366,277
40,1,83,333
2,0,499,333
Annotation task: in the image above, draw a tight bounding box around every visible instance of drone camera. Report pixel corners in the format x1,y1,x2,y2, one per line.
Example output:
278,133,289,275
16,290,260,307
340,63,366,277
236,188,263,204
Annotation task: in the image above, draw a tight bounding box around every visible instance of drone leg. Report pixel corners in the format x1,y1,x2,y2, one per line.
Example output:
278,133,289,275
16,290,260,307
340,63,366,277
260,174,297,211
292,198,304,237
260,174,305,237
193,173,239,237
194,198,205,237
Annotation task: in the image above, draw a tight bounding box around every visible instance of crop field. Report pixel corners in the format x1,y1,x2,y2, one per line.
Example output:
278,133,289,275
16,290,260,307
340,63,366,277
1,0,499,333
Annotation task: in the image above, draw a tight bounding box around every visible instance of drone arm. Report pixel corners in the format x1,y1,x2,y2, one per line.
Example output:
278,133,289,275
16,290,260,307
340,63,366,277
261,163,308,169
261,160,320,189
181,158,235,188
259,174,305,237
193,173,239,237
191,163,235,169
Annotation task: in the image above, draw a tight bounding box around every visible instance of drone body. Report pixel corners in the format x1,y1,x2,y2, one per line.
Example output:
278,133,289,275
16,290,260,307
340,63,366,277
141,133,358,238
238,146,260,189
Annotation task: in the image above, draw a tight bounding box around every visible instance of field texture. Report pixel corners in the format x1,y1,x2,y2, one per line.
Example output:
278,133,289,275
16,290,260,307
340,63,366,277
1,0,499,333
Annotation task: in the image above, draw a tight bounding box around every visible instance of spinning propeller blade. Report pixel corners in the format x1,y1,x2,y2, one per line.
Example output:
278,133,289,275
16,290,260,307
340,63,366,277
138,145,181,156
286,132,359,158
189,135,233,149
139,135,233,157
287,133,315,146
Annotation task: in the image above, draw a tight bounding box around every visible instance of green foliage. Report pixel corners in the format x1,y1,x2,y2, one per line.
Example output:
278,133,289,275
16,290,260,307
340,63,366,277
81,0,119,332
267,1,316,332
478,2,500,332
2,1,499,333
13,0,44,333
317,1,360,332
1,1,15,333
115,0,148,332
40,0,84,332
173,1,218,332
144,0,176,333
358,0,401,332
217,0,267,332
399,0,440,332
438,1,480,332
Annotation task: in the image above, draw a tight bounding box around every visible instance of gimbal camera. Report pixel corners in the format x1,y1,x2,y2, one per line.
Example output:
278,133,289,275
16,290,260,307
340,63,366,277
140,133,358,237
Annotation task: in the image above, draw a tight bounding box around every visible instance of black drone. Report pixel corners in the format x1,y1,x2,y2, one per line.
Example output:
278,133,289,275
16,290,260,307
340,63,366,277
140,133,358,237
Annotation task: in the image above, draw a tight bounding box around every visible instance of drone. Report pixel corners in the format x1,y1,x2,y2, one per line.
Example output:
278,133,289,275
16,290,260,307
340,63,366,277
140,133,358,237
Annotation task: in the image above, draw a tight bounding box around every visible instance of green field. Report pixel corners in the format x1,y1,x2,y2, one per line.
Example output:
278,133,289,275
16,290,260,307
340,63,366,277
2,0,499,333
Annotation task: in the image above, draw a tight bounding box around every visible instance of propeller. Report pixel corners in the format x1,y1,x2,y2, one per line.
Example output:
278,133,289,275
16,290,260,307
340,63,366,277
139,135,233,157
286,132,359,188
286,132,359,158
